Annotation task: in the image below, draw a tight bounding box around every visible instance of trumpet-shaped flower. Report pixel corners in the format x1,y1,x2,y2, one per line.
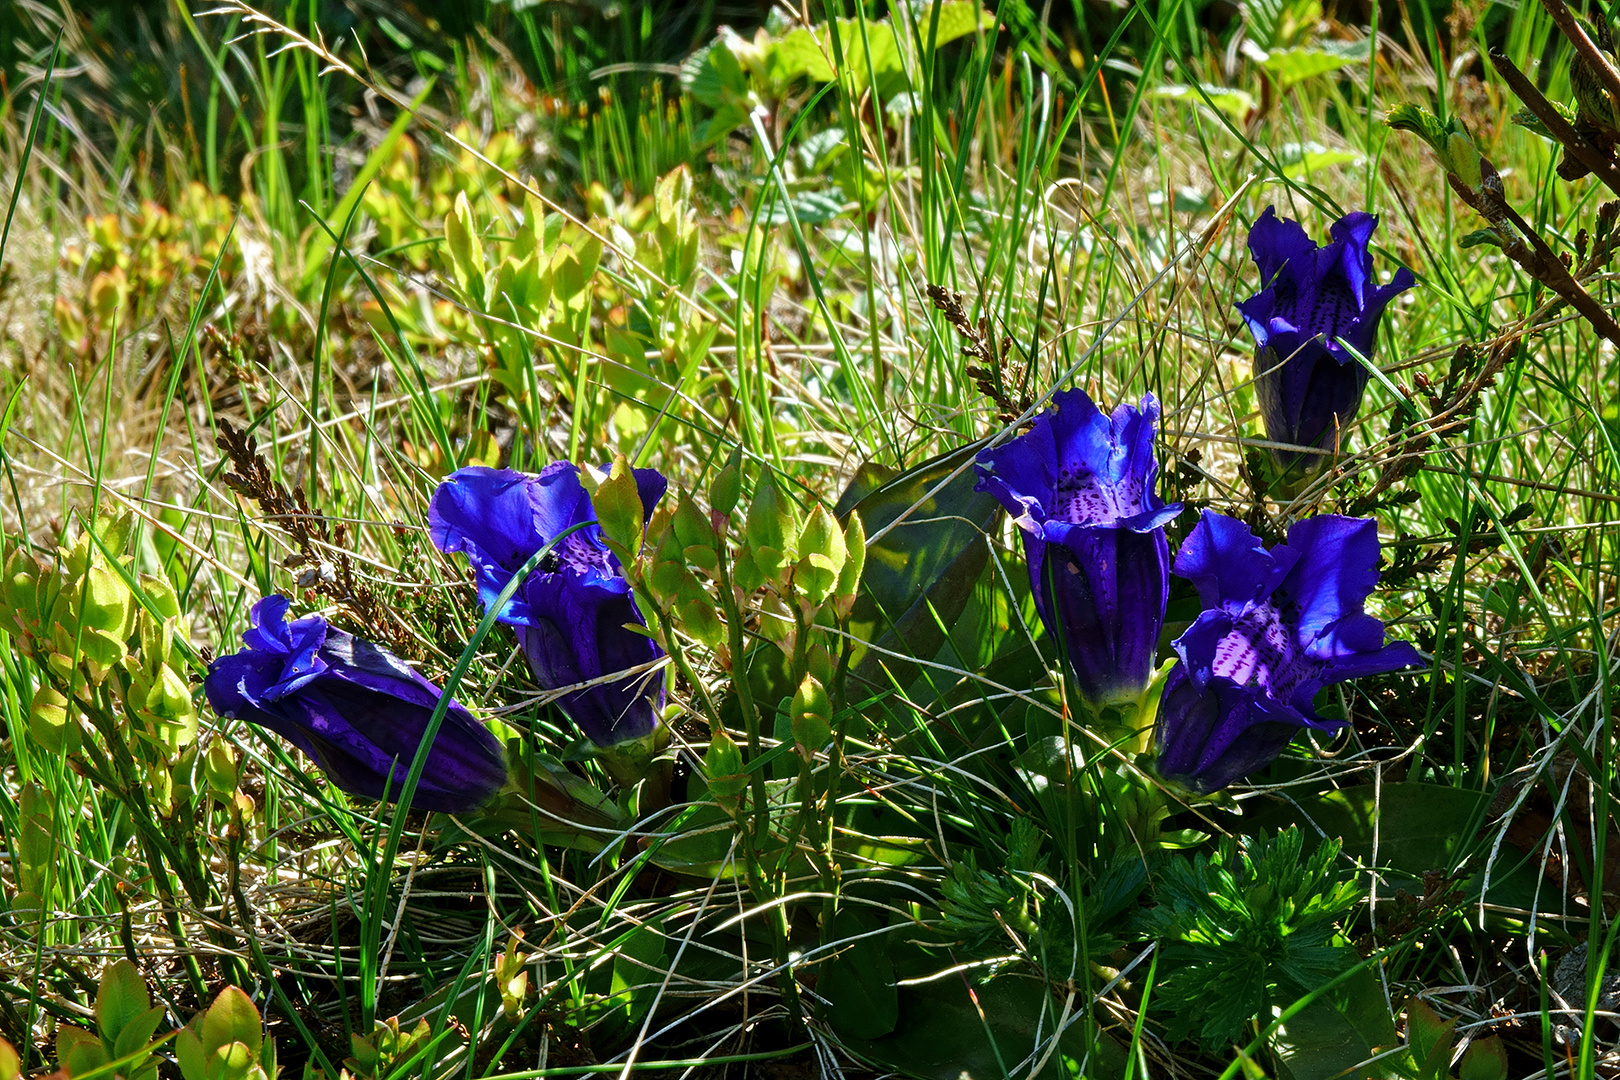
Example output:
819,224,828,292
1153,512,1423,793
429,463,668,751
975,389,1182,707
205,596,507,813
1238,207,1415,472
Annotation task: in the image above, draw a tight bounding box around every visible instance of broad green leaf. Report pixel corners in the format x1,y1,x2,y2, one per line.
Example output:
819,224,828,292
56,1027,107,1079
112,1006,167,1061
1458,1035,1508,1080
819,908,898,1040
1257,40,1370,90
839,440,1001,690
200,987,261,1060
1273,968,1402,1080
95,960,151,1049
1245,782,1491,878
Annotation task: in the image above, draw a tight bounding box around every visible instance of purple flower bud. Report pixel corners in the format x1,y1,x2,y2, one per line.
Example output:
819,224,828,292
204,596,507,813
975,390,1182,707
1237,207,1415,472
428,463,668,749
1153,512,1424,793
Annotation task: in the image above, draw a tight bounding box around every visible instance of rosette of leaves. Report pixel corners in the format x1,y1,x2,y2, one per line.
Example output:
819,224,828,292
1134,827,1361,1048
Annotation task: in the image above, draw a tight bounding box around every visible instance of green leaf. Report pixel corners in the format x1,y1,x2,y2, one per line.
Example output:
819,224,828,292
819,908,898,1040
1405,998,1456,1080
592,456,646,564
200,988,261,1060
444,191,487,299
1458,1035,1508,1080
1273,968,1401,1080
57,1027,107,1079
838,440,1001,688
841,969,1096,1078
1257,40,1369,90
1245,783,1492,879
112,1006,167,1062
174,1027,205,1080
745,477,799,579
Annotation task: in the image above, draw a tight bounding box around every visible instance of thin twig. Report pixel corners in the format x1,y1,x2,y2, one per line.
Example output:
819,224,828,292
1489,49,1620,197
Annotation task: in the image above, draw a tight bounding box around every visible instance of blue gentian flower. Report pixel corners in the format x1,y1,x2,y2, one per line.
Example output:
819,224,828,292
1153,512,1424,793
428,463,668,751
204,596,507,813
975,389,1182,707
1238,207,1415,473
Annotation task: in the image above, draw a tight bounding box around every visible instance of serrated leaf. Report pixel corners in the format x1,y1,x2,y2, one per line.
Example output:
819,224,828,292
593,457,646,564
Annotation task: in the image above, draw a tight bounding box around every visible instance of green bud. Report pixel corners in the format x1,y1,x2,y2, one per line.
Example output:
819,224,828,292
791,674,833,757
204,741,240,797
838,512,866,597
1441,129,1484,191
745,478,798,579
131,664,199,750
704,728,748,803
709,451,742,518
793,504,846,606
1386,105,1485,190
27,685,77,755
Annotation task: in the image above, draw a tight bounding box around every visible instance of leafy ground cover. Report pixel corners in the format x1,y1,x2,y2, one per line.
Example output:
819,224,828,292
1,0,1618,1076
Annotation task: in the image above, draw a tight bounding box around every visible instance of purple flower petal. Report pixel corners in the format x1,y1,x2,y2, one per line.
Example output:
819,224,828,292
1154,665,1331,794
430,461,669,753
1154,511,1423,791
1238,206,1414,469
975,389,1181,706
205,596,507,813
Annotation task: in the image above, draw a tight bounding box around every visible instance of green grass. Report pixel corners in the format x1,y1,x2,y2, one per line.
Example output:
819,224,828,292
1,0,1619,1076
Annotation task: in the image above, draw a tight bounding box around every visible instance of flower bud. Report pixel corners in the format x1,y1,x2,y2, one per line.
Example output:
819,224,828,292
709,452,742,518
794,504,846,606
205,740,240,797
791,674,832,758
705,728,748,809
745,479,798,579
